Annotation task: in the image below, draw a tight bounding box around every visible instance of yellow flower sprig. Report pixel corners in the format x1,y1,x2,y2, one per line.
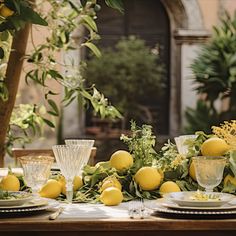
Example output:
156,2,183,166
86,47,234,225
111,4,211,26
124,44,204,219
212,120,236,149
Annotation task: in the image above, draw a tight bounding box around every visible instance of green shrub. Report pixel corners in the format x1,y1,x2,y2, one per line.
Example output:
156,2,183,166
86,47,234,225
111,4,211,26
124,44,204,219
185,11,236,133
83,36,166,128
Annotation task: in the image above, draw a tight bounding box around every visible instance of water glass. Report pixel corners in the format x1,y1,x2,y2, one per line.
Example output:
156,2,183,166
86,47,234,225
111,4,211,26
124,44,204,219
19,155,54,194
192,156,227,192
52,144,90,203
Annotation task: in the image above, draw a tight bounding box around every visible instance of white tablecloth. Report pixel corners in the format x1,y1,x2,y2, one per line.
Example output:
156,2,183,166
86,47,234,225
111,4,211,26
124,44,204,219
58,202,131,219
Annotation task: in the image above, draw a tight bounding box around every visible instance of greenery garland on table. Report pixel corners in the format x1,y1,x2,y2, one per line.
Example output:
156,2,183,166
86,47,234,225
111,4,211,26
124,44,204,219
1,120,236,204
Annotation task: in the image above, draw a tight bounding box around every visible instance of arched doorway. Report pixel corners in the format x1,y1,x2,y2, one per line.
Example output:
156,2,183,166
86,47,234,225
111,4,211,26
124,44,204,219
86,0,170,135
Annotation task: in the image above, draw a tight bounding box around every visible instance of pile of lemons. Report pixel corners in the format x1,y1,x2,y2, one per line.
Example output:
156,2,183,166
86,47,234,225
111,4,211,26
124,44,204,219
99,150,181,206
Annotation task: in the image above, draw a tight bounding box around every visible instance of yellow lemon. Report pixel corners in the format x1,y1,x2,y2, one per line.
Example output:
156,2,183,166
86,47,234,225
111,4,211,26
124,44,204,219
100,176,122,192
58,176,83,195
0,5,14,18
134,166,162,191
189,161,197,181
95,161,111,169
224,174,236,187
100,187,123,206
0,174,20,191
110,150,133,171
200,137,230,156
39,179,62,199
159,181,181,195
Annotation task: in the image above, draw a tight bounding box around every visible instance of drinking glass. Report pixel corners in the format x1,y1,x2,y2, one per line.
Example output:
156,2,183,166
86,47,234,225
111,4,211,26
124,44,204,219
65,139,94,168
52,144,90,203
174,135,197,155
192,156,227,192
19,155,54,194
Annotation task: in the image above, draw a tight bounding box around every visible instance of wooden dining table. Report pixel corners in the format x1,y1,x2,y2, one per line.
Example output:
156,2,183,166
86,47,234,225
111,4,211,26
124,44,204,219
1,204,236,236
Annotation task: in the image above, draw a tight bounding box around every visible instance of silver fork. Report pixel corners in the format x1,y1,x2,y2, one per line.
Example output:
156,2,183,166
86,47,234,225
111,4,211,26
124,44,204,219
128,199,145,219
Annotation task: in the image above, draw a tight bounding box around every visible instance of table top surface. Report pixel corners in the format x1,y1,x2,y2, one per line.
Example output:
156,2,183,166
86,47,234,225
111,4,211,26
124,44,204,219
1,202,236,232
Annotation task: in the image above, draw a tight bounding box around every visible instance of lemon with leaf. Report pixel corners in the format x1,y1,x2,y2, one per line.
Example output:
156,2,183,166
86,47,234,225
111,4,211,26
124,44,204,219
100,187,123,206
39,179,62,199
134,166,162,191
110,150,133,171
200,137,230,156
0,174,20,191
100,176,122,192
159,181,180,195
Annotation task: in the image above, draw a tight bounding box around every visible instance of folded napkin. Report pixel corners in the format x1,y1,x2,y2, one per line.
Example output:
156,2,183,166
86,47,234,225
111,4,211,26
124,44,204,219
58,202,130,219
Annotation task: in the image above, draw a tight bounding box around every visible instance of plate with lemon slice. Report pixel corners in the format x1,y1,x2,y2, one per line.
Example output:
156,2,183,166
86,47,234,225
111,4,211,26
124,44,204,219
163,191,235,207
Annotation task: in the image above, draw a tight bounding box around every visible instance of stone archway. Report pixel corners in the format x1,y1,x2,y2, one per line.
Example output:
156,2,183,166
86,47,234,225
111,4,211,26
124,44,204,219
161,0,210,136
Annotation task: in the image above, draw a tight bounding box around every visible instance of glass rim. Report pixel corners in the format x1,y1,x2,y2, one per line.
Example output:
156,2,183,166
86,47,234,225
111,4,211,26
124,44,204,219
192,156,227,161
19,155,54,162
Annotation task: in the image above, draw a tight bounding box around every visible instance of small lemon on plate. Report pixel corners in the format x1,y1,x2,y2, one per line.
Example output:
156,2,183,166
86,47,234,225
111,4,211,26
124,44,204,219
110,150,133,171
100,176,122,192
39,179,62,199
159,181,181,195
100,187,123,206
0,174,20,191
200,137,230,156
134,166,162,191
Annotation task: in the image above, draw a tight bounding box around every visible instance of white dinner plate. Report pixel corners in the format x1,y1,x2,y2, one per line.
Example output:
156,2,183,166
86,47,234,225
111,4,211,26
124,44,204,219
0,197,49,209
0,191,33,206
0,198,59,214
153,203,236,217
161,200,236,211
163,191,235,207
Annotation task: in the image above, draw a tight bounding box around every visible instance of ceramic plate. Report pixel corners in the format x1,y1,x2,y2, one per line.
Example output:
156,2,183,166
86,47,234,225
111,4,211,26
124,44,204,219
161,200,236,211
153,203,236,217
0,191,33,206
163,191,235,207
0,197,49,209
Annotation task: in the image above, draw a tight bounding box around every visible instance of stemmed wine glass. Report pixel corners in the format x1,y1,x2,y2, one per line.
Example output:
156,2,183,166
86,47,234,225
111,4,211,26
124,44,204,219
19,155,54,195
65,139,94,168
192,156,227,192
52,144,91,203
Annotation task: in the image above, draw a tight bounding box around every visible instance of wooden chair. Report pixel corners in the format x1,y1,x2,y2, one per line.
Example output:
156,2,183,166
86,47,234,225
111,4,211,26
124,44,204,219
12,147,97,166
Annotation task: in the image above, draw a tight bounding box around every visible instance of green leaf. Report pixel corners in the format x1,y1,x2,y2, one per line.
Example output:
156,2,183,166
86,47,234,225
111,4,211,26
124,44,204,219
47,99,59,116
82,42,101,57
42,118,55,128
105,0,124,13
0,47,4,59
81,15,97,32
20,6,48,26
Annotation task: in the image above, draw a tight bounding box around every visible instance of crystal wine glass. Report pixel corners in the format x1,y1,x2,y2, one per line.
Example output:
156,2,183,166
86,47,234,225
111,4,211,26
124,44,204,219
65,139,94,168
19,155,54,194
192,156,227,192
174,135,197,155
52,144,90,203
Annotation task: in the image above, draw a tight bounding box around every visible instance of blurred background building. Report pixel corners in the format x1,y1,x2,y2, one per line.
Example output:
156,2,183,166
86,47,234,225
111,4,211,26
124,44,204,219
16,0,236,162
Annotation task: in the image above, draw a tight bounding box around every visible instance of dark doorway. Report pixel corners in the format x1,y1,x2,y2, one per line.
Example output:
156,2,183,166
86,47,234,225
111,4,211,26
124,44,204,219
90,0,170,135
86,0,170,136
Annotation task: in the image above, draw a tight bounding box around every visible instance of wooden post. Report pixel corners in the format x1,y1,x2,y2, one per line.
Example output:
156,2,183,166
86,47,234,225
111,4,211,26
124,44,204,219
0,24,30,167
